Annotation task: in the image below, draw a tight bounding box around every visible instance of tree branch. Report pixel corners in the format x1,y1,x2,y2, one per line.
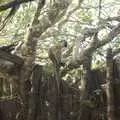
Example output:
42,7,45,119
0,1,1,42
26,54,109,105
61,23,120,76
0,49,24,66
0,0,34,11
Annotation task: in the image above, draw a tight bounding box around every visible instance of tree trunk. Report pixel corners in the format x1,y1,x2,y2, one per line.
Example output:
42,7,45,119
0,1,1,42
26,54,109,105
78,55,92,120
18,1,71,119
18,1,45,120
106,48,115,120
27,65,43,120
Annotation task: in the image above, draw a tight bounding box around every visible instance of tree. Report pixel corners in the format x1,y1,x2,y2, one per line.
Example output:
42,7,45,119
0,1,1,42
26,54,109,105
0,0,120,120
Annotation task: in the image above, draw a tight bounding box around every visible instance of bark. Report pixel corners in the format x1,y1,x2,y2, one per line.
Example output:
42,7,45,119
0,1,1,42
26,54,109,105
106,48,115,120
0,78,4,96
0,49,23,66
27,65,42,120
63,23,120,73
18,1,45,119
0,0,34,11
0,98,21,120
78,55,92,120
19,0,71,120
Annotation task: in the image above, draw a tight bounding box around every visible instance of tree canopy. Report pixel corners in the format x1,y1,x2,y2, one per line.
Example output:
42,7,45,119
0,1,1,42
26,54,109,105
0,0,120,120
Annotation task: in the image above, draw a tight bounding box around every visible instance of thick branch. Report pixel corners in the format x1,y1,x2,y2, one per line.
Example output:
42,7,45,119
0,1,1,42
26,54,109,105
104,16,120,22
77,23,120,64
0,0,34,11
57,0,84,28
40,0,84,42
61,23,120,75
97,23,120,47
0,49,24,66
113,48,120,57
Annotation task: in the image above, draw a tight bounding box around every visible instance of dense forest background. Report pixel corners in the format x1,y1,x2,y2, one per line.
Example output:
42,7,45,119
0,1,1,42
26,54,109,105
0,0,120,120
